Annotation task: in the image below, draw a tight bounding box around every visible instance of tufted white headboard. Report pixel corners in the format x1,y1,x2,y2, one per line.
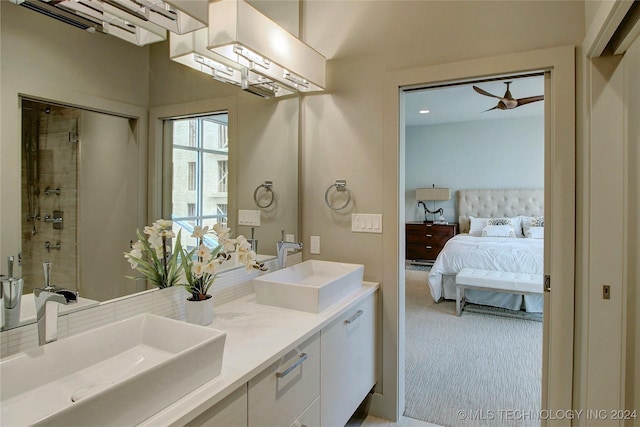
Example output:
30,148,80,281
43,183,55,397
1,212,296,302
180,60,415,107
457,189,544,233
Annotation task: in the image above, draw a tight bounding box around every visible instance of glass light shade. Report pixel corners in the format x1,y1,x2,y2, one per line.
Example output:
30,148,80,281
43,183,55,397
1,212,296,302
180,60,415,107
58,0,166,46
416,188,451,201
106,0,208,34
170,30,294,98
207,0,326,93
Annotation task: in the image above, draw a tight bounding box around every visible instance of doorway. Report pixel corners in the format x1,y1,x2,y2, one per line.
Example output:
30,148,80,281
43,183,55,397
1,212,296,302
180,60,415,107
401,74,545,425
375,46,575,423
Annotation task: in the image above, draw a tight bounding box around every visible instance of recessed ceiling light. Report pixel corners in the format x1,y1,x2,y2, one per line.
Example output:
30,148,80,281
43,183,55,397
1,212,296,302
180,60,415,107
418,109,430,114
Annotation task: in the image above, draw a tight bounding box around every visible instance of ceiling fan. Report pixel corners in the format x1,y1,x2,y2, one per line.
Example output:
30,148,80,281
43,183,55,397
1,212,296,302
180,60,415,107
472,81,544,111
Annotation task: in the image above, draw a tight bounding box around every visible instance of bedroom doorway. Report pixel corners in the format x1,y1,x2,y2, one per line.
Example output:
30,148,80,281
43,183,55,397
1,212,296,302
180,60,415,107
401,73,546,426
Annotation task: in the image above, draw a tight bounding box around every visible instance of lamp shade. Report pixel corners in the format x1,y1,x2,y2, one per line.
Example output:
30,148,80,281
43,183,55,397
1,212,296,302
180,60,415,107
416,188,451,201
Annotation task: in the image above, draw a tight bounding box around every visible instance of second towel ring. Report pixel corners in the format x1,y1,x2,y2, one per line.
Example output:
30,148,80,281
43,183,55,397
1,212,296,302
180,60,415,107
253,181,274,208
324,180,351,211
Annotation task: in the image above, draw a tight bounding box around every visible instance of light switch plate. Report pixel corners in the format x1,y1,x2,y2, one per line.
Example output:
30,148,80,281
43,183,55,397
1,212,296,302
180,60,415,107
238,209,261,226
351,214,382,233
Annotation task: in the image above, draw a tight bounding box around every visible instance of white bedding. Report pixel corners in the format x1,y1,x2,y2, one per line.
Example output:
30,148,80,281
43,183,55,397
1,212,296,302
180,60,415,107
428,234,544,312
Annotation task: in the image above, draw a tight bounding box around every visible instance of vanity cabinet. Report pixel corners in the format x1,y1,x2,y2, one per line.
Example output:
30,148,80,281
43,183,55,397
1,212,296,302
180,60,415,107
248,332,320,427
320,292,377,427
186,385,247,427
178,289,378,427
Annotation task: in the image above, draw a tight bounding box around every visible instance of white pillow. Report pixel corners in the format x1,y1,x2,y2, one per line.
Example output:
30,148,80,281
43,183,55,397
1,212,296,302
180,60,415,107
527,226,544,239
481,224,516,238
468,216,489,236
523,216,544,238
509,216,524,237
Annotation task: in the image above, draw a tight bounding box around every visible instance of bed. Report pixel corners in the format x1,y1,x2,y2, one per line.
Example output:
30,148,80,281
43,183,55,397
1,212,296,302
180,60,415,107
427,189,544,313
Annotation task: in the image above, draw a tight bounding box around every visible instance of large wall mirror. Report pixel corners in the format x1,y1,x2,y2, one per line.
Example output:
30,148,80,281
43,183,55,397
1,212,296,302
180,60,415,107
1,1,299,330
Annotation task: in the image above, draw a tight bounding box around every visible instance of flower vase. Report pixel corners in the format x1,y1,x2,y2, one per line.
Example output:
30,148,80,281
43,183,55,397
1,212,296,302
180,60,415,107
185,294,214,326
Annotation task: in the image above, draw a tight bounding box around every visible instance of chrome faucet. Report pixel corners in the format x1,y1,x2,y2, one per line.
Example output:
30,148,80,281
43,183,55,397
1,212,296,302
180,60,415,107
276,230,302,269
34,262,77,345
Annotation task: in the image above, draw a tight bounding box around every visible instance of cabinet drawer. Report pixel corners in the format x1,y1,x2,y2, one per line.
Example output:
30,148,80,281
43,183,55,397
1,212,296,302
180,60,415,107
249,333,320,427
290,396,320,427
406,223,455,237
321,293,377,427
186,385,247,427
406,234,451,248
406,244,441,261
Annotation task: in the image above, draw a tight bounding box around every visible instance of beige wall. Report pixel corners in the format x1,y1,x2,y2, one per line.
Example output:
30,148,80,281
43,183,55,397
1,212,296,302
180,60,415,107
576,2,640,422
301,0,584,419
625,33,640,420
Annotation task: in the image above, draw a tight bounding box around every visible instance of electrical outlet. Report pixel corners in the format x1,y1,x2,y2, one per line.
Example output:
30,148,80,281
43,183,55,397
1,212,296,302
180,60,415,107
310,236,320,254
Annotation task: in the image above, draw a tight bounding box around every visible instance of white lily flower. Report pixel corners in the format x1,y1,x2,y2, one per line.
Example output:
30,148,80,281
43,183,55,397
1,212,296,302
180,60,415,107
220,239,235,253
156,219,172,230
191,261,205,278
160,229,175,239
192,225,209,239
197,244,211,261
132,241,144,252
213,223,231,240
204,261,217,275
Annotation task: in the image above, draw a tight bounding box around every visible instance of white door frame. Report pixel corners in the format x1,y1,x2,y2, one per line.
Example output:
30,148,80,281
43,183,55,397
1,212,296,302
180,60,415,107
373,46,576,423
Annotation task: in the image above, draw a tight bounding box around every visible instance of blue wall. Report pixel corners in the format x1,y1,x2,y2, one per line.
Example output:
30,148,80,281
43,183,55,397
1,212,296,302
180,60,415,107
405,116,544,223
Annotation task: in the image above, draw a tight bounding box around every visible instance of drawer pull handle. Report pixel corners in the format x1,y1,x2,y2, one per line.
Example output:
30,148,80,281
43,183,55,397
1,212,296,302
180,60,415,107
345,309,364,324
276,353,308,378
426,234,432,237
425,246,432,249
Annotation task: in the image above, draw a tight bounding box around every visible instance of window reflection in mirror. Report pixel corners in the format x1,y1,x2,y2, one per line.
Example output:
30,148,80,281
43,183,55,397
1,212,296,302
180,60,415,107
170,112,229,248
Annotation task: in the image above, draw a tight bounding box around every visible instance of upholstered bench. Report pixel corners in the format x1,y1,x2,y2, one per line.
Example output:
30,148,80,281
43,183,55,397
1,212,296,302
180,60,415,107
455,268,544,316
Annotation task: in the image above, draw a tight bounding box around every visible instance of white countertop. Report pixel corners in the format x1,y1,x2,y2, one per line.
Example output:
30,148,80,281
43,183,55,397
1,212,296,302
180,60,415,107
139,281,379,426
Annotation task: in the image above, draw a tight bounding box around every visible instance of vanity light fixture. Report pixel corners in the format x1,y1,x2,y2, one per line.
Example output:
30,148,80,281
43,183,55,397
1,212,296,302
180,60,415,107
170,29,294,98
102,0,208,35
10,0,207,46
55,0,167,46
207,0,326,94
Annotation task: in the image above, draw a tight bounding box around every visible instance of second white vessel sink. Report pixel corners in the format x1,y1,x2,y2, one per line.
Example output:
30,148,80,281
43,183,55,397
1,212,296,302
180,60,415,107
254,260,364,313
0,313,226,426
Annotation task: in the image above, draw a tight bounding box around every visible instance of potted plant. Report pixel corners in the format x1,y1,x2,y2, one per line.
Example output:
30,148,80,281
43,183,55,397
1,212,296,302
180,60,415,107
123,219,184,289
180,223,266,326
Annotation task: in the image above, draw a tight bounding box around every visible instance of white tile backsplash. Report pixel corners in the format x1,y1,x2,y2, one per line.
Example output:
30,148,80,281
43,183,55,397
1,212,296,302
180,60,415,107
0,257,281,358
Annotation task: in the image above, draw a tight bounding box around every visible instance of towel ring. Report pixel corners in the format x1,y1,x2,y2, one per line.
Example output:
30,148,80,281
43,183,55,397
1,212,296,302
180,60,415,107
324,180,351,211
253,181,274,208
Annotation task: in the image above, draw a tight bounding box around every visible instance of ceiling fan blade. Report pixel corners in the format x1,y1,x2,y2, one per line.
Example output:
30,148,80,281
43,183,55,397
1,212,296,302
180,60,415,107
516,95,544,106
473,85,502,99
482,101,508,112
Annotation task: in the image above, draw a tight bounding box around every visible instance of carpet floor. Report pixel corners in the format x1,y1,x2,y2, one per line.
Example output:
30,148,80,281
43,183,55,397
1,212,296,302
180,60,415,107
404,269,542,427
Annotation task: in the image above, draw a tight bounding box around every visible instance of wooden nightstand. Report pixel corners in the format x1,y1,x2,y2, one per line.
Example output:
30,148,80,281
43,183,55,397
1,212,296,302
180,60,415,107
405,222,458,263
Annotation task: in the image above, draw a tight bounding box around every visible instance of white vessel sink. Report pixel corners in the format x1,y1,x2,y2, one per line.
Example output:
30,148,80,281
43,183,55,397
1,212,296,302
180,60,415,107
254,260,364,313
0,313,226,426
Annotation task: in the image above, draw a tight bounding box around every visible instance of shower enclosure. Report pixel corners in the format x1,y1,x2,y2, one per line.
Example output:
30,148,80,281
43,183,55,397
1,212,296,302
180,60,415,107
20,99,142,301
21,100,79,294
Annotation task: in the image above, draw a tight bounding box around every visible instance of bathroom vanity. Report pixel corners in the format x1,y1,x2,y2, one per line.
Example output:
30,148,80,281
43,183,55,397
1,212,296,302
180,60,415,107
140,283,378,427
